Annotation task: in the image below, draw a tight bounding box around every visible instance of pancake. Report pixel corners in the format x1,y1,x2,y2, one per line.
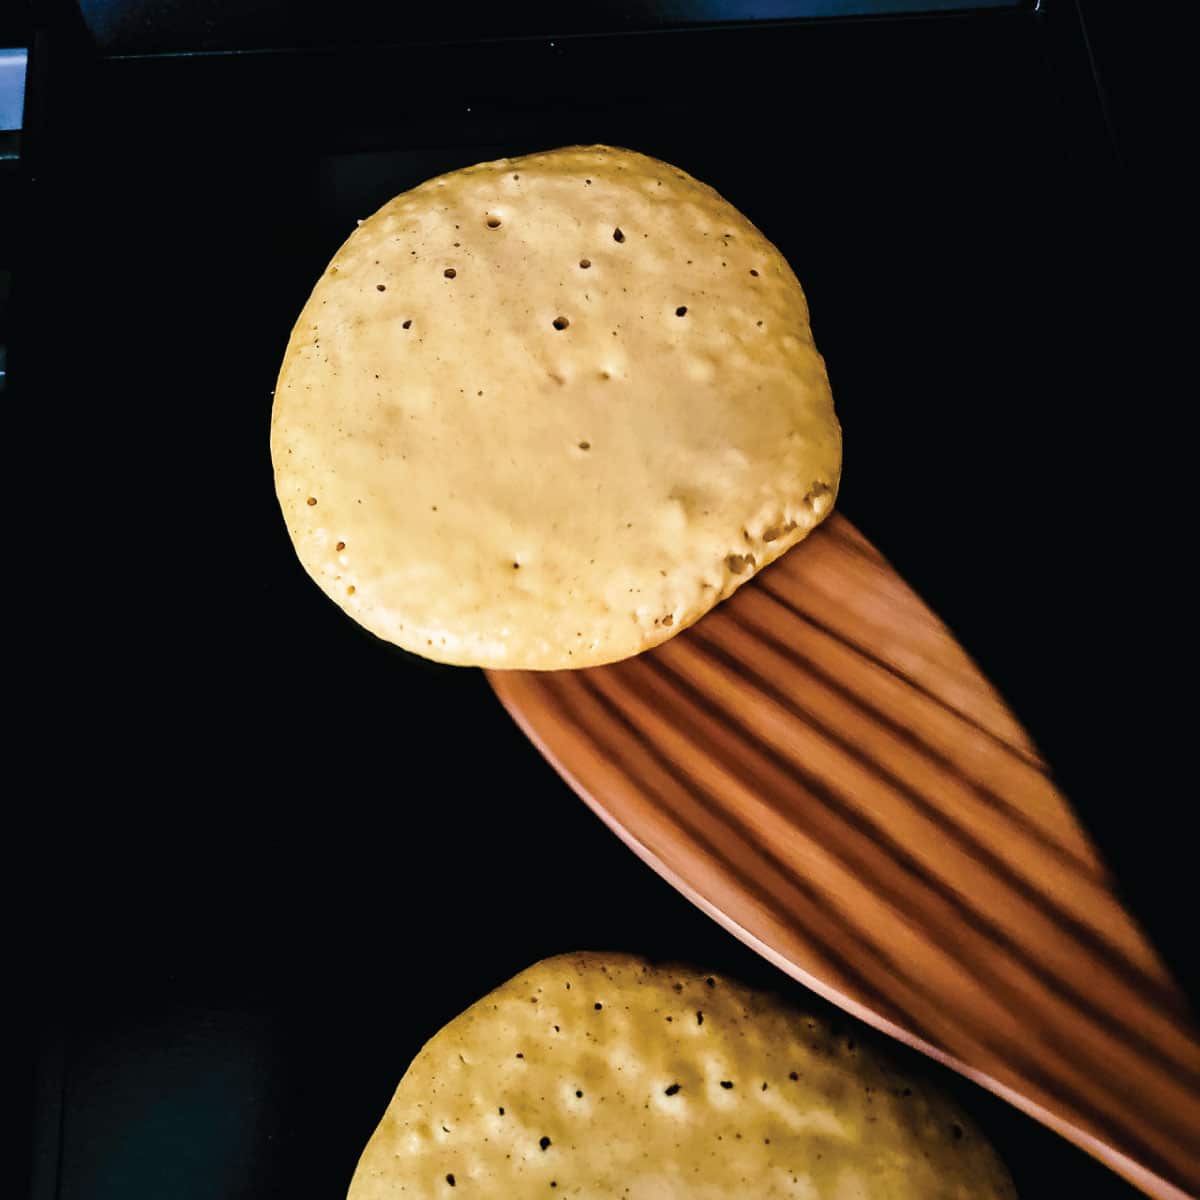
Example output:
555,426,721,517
271,146,841,668
348,953,1016,1198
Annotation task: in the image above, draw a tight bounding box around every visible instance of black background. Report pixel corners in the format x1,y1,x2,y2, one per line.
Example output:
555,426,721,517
11,1,1191,1198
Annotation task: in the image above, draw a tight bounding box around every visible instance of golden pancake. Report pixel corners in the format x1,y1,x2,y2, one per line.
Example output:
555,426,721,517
272,146,840,668
348,953,1015,1198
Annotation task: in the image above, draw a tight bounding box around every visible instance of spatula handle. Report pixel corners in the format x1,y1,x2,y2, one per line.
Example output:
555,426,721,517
489,515,1200,1198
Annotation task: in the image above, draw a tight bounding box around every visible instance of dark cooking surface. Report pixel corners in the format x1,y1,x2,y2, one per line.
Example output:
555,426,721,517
15,4,1186,1199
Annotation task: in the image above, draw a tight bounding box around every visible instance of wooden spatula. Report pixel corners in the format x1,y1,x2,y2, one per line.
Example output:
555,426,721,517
487,513,1200,1199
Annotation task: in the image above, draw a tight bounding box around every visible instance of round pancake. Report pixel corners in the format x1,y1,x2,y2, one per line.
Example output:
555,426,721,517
271,146,841,668
347,953,1016,1199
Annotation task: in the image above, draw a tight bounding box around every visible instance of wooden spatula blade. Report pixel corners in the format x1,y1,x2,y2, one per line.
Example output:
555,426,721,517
487,514,1200,1200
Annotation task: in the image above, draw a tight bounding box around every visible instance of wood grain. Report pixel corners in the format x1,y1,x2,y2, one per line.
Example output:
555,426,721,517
487,514,1200,1199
